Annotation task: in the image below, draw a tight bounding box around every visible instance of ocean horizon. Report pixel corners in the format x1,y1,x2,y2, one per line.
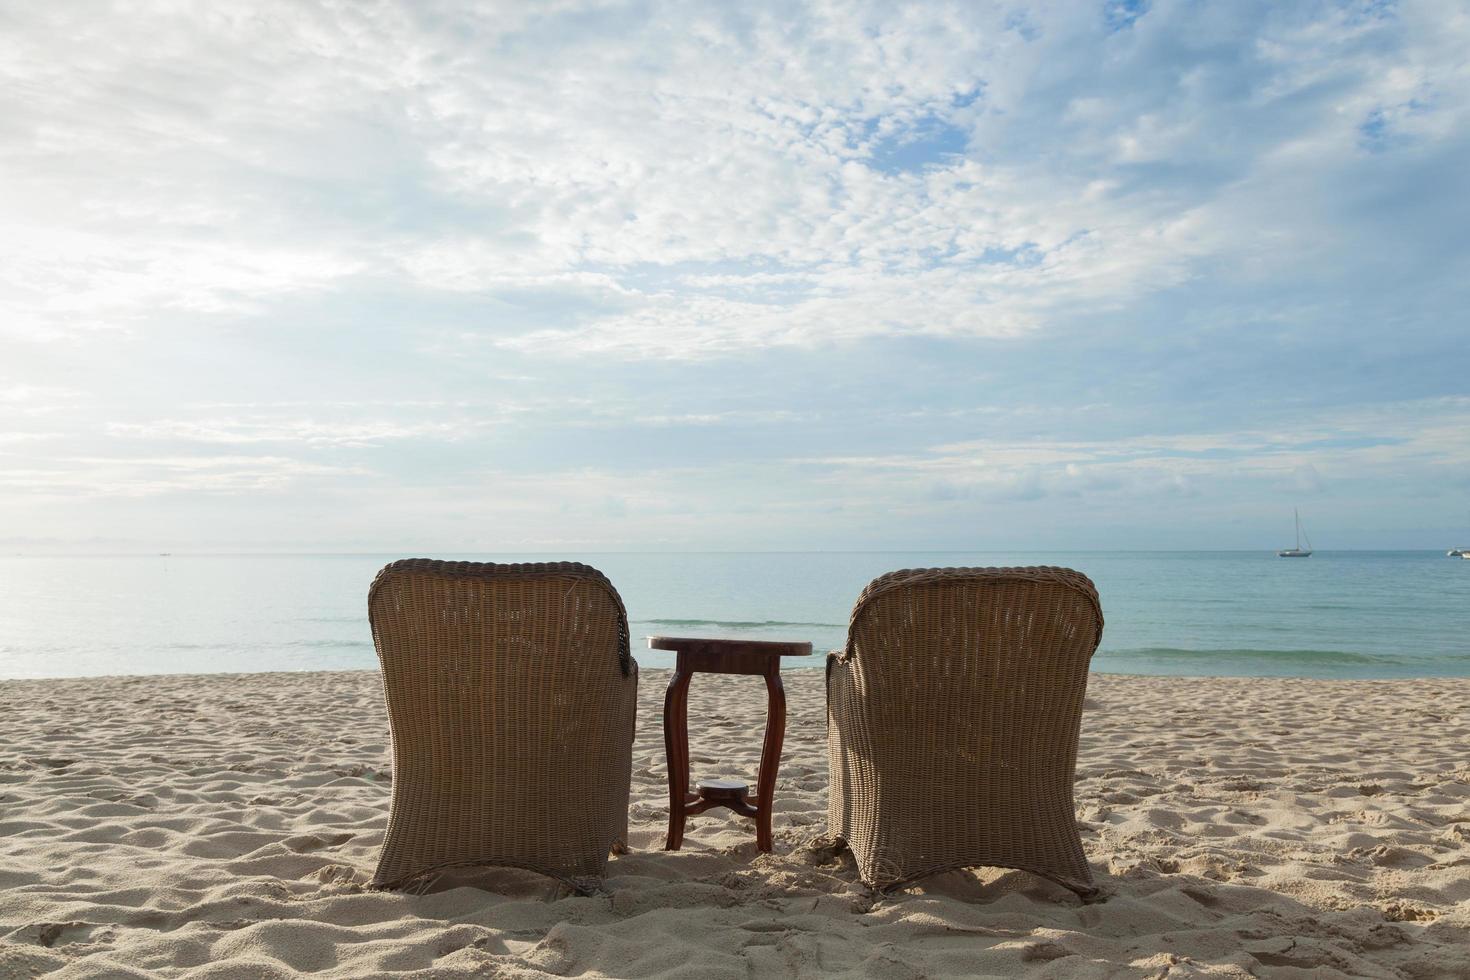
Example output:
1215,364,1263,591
2,550,1465,682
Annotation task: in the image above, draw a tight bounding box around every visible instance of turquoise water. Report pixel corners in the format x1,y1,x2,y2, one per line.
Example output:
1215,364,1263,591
0,552,1465,680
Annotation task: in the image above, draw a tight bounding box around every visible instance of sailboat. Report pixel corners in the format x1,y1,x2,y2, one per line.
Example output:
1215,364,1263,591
1278,508,1313,558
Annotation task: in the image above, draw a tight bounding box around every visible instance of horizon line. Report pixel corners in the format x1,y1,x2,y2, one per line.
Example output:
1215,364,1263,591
2,548,1456,558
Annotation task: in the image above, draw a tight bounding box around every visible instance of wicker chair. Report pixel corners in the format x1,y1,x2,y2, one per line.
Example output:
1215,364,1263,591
826,566,1104,899
368,559,638,894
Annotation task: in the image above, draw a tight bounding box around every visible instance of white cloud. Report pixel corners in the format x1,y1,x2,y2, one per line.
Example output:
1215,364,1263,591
0,384,83,419
107,417,492,448
0,454,366,498
17,0,1452,352
1,1,1466,549
801,397,1470,505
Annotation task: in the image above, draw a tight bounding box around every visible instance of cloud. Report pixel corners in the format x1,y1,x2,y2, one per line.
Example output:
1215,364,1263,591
799,397,1470,507
0,454,365,498
0,383,83,422
0,384,81,404
11,1,1462,356
107,417,493,449
1,1,1466,549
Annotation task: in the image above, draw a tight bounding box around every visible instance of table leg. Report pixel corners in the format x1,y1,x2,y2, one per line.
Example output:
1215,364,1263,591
755,667,786,852
663,662,693,850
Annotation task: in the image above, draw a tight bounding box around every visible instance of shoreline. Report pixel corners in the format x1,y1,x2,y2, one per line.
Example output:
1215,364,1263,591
1,670,1467,976
5,666,1470,683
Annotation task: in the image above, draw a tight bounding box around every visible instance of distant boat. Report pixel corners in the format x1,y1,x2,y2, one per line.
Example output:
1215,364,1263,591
1278,509,1313,558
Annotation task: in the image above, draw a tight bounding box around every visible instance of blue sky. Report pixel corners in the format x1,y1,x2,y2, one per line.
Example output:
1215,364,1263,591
1,0,1467,552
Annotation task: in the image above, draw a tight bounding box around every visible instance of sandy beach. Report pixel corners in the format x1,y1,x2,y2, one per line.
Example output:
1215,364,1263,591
1,669,1467,979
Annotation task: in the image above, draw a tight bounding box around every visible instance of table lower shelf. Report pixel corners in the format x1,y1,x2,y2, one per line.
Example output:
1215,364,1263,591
679,778,760,819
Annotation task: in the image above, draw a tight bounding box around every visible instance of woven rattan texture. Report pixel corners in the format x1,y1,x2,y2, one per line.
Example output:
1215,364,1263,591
368,560,638,892
827,566,1104,897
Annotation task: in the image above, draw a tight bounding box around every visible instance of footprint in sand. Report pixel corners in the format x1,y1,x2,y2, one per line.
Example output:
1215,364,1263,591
1344,844,1434,868
314,864,363,886
283,832,356,854
11,922,114,950
29,758,77,770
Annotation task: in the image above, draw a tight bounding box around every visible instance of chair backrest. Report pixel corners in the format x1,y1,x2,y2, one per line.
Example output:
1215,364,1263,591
847,564,1101,657
842,565,1103,770
369,559,632,679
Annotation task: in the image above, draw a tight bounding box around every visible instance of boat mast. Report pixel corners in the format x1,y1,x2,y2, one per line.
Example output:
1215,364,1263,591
1294,508,1301,551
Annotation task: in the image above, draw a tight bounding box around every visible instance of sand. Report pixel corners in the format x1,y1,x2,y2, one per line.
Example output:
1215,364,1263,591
1,669,1467,979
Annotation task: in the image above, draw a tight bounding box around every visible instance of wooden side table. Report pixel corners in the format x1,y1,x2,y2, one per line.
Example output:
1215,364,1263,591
650,635,813,852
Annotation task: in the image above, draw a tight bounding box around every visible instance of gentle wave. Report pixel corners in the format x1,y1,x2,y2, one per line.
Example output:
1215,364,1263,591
638,618,844,630
0,640,373,654
1097,647,1470,666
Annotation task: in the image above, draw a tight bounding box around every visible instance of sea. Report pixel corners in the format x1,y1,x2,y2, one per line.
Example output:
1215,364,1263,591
0,552,1465,681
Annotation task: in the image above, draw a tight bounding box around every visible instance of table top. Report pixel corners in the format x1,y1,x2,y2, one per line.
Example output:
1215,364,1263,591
647,635,813,658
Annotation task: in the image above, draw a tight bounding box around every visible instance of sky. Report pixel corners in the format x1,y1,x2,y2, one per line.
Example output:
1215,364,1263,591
1,0,1468,553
